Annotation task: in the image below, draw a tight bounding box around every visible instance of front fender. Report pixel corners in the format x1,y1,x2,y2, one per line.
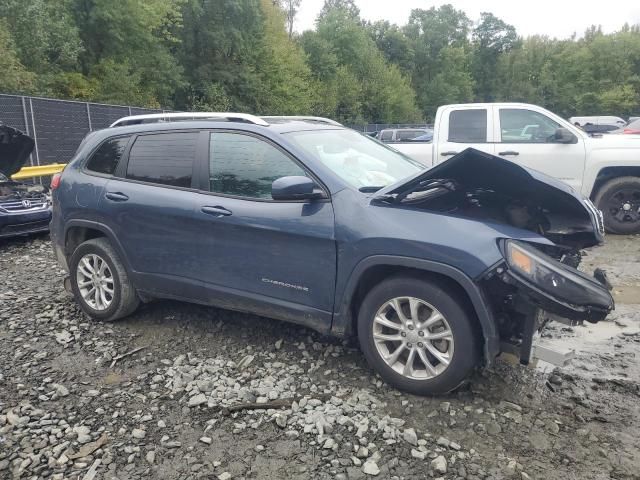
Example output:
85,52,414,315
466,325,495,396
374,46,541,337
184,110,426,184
582,147,640,196
331,255,500,364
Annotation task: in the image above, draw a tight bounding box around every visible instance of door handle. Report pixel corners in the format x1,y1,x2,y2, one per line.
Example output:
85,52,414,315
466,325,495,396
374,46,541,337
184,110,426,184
440,151,458,156
498,151,520,156
105,192,129,202
201,205,233,217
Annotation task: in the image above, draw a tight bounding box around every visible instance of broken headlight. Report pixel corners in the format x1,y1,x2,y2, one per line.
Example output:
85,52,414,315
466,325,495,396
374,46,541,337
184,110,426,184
503,240,612,307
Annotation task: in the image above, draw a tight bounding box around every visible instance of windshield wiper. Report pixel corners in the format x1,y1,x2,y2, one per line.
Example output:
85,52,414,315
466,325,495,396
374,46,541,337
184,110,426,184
358,186,384,193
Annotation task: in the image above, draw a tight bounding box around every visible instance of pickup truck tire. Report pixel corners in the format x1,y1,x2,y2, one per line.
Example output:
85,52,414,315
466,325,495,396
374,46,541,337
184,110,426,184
594,176,640,234
69,237,140,322
357,276,479,395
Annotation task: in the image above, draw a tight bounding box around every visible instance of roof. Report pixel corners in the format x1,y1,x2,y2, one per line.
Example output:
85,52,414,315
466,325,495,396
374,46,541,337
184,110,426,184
109,112,342,128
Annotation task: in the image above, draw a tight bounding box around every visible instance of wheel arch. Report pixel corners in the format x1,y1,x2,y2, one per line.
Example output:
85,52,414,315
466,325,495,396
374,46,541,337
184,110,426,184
332,256,500,365
64,220,133,275
590,166,640,200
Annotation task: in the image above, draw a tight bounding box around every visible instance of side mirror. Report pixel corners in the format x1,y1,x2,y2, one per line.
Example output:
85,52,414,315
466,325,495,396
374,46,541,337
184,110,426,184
554,127,578,144
272,176,323,201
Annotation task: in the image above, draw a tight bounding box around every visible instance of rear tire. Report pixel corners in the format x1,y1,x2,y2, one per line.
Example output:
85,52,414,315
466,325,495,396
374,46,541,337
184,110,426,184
594,176,640,234
357,276,480,395
69,237,139,321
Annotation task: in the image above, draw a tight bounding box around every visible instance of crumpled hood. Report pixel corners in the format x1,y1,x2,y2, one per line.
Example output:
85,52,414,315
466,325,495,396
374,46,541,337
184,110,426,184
374,148,604,249
0,124,35,178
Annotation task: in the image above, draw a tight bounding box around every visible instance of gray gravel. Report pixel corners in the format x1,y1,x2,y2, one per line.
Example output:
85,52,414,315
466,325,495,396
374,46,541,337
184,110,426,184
1,234,639,479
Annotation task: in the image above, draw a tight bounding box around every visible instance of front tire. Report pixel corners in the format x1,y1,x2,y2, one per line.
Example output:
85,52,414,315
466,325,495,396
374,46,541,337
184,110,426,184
69,237,139,321
357,276,479,395
594,176,640,235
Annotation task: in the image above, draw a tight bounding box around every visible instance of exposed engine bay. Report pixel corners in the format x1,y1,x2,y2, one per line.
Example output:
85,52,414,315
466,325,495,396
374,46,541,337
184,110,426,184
375,148,604,255
0,123,49,203
0,179,49,202
397,178,593,264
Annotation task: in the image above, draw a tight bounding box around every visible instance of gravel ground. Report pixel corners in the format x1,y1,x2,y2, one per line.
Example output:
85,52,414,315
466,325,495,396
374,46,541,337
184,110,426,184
1,234,638,480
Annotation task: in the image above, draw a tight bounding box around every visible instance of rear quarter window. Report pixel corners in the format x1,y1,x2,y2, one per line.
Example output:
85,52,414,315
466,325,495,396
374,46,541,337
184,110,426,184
85,136,130,175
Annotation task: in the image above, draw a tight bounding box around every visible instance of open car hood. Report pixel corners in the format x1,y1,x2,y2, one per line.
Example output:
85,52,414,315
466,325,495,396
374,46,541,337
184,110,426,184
0,124,35,178
374,148,604,249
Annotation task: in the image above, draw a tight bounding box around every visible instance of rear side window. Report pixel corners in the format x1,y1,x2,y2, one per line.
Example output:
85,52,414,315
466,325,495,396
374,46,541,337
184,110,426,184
380,131,393,142
126,132,198,188
448,109,487,143
209,132,306,199
396,130,424,141
85,136,130,175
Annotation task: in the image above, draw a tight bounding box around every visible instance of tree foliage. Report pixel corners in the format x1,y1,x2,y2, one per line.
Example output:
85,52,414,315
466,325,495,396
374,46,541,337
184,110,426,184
0,1,639,123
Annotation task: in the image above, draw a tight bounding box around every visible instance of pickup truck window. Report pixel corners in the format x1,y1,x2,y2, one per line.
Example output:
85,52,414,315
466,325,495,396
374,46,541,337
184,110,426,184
396,130,426,141
126,132,198,187
286,129,421,189
449,110,487,143
500,109,560,143
380,130,393,142
209,132,306,199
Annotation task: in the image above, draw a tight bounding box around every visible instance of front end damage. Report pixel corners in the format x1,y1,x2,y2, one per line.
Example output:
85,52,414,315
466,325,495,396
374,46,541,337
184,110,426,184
0,124,52,238
374,148,614,363
479,240,613,364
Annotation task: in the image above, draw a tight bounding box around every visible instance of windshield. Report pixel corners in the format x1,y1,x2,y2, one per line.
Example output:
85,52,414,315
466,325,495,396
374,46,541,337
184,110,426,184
285,129,423,189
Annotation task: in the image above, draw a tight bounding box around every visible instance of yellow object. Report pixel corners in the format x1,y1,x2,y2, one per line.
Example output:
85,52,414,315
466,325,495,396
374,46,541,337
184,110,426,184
11,163,66,180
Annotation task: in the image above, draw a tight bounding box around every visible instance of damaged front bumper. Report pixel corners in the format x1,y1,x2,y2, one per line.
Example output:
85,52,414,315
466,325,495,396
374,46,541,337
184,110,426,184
482,240,614,364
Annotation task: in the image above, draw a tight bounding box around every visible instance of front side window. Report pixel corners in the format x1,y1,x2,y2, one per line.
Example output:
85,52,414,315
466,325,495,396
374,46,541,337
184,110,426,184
500,109,560,143
85,136,130,175
448,109,487,143
285,129,422,189
126,132,198,187
209,132,306,199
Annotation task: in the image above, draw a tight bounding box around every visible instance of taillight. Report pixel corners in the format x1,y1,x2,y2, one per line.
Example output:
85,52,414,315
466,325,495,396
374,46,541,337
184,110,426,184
623,129,640,134
51,173,62,190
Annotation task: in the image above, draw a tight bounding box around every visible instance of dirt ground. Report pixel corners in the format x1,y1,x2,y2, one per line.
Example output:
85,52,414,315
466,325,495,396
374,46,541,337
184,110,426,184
0,233,638,480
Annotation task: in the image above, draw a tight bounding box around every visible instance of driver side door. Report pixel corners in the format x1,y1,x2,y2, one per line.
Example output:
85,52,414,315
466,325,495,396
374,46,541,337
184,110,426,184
493,107,586,191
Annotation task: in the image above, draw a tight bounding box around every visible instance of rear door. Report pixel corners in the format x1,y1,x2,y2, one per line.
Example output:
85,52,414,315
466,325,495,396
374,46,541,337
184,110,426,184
434,107,494,163
192,130,337,323
99,131,204,292
493,107,586,191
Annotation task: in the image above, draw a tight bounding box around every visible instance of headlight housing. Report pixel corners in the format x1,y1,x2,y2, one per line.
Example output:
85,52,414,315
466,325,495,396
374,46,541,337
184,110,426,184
503,240,612,309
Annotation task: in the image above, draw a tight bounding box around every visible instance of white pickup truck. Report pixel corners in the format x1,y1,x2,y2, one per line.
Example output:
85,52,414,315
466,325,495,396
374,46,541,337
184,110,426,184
391,103,640,234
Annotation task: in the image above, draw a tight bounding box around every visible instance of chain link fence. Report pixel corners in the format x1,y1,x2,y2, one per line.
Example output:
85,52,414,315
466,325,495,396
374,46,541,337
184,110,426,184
0,94,167,167
347,123,432,133
1,93,430,169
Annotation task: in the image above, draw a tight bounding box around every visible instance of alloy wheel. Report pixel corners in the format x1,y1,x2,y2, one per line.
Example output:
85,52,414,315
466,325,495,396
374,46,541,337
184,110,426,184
76,253,114,311
372,296,454,380
607,188,640,226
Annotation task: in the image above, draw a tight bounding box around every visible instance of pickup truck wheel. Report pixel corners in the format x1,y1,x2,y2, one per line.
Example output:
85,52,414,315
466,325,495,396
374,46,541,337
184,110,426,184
69,238,139,322
357,277,479,395
594,176,640,234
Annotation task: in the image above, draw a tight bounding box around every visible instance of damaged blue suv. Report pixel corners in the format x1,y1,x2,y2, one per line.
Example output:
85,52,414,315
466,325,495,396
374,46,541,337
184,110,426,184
50,113,614,395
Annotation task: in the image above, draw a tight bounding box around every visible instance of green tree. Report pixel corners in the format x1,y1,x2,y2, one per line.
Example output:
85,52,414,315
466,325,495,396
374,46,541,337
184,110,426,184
0,20,35,94
472,12,518,101
178,0,264,111
254,0,315,114
73,0,184,106
404,5,472,117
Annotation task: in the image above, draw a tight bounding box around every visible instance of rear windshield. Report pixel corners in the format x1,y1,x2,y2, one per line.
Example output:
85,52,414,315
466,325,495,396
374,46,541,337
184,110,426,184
285,129,422,189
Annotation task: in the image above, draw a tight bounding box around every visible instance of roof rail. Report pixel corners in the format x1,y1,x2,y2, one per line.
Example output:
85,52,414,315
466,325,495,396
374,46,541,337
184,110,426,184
261,116,343,126
110,112,270,128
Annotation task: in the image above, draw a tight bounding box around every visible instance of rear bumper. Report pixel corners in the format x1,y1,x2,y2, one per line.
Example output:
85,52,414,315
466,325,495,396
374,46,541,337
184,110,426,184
0,208,52,238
